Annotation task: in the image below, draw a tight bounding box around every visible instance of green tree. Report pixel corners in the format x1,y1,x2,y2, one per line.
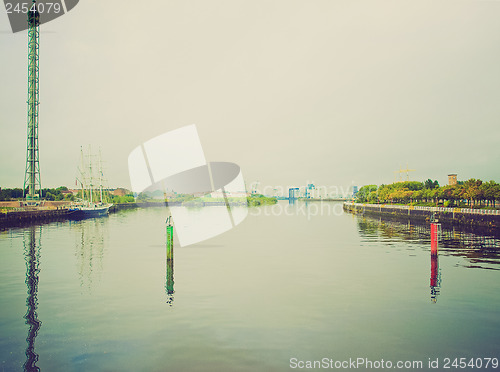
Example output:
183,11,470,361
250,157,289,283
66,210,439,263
494,183,500,208
404,181,424,191
464,179,483,206
441,185,458,206
356,185,378,202
412,189,423,203
367,191,378,203
357,178,499,208
481,181,500,208
0,188,24,200
424,179,439,189
64,193,75,201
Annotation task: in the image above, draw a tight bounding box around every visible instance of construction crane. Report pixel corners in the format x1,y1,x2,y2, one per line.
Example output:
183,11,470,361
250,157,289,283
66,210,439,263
23,1,42,203
394,163,416,182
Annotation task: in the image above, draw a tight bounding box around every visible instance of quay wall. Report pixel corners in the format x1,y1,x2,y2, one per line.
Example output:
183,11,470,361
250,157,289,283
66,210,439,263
343,202,500,230
0,208,75,227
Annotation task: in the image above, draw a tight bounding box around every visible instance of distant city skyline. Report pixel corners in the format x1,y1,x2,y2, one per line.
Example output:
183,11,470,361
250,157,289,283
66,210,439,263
1,0,500,190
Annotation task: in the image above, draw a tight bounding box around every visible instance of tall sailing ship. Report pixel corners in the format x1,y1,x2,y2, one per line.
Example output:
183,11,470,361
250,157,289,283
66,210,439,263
70,146,113,219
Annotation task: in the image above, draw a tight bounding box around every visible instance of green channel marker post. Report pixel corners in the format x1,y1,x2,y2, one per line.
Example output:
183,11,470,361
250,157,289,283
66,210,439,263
166,217,173,261
165,216,175,303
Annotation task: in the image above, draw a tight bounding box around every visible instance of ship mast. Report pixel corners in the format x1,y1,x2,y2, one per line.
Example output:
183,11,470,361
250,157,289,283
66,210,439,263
78,146,86,201
99,148,103,203
88,145,93,204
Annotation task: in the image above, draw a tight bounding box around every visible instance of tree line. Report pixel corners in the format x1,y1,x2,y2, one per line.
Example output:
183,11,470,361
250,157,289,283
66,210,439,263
356,179,500,208
0,186,135,204
0,186,74,201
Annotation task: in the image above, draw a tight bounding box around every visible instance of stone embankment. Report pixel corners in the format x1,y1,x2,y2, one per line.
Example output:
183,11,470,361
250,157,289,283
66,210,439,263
343,202,500,230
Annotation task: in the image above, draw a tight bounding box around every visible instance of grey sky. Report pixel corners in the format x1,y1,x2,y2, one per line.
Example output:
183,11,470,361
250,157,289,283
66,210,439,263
1,0,499,192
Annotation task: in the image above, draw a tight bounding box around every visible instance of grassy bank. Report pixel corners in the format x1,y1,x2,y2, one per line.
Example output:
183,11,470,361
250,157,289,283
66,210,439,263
247,194,278,206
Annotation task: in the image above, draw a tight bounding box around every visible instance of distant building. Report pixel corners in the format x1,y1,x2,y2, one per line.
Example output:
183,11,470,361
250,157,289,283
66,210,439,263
353,186,358,197
288,188,299,200
305,184,315,199
448,174,457,186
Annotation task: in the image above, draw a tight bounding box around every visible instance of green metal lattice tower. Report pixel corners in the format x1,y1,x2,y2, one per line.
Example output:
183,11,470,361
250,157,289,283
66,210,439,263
23,1,41,202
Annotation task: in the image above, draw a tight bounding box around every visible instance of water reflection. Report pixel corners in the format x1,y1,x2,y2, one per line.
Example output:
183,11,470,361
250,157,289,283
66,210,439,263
430,222,441,303
356,216,500,270
23,226,42,372
71,219,107,290
166,259,174,306
430,254,441,303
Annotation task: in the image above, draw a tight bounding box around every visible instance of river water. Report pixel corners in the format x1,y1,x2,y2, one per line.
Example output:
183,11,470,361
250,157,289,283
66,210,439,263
1,201,499,371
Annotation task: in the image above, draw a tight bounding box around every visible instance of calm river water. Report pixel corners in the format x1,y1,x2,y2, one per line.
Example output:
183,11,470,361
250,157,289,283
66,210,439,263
1,202,499,372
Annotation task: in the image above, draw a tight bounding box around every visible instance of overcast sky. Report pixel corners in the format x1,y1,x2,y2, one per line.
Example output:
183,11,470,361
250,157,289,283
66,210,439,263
1,0,499,192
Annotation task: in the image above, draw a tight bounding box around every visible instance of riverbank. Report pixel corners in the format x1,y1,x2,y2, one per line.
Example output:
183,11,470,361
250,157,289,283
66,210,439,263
0,196,277,228
303,198,349,202
343,202,500,231
0,202,171,228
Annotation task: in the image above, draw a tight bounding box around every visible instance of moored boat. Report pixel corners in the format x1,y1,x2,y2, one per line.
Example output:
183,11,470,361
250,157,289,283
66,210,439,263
68,202,112,219
70,146,113,220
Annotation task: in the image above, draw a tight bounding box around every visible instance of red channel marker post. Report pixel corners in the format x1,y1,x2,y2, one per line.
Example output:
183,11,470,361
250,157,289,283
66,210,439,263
430,222,438,256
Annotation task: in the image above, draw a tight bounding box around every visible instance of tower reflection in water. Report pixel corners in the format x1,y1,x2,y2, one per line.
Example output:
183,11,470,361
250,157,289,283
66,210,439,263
23,226,42,372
